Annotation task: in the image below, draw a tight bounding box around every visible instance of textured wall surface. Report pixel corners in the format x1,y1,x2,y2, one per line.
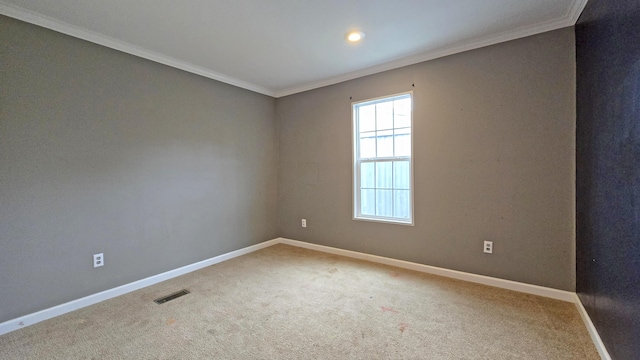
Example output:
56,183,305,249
576,0,640,358
0,15,278,322
277,28,576,291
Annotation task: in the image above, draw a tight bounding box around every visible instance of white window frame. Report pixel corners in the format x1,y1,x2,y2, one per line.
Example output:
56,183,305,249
352,92,414,225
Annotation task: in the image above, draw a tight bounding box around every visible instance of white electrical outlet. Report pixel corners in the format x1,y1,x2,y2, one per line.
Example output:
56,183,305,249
483,241,493,254
301,219,307,228
93,253,104,268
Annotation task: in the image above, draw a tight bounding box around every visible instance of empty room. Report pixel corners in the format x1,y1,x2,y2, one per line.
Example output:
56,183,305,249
0,0,638,359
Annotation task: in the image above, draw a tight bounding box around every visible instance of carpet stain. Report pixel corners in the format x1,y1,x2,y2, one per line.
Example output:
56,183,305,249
381,306,399,313
261,302,270,308
166,318,176,325
207,329,215,335
390,272,400,278
351,335,359,346
328,268,338,274
399,323,409,334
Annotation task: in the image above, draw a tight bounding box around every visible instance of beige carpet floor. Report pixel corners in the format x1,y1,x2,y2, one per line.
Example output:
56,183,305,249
0,244,599,359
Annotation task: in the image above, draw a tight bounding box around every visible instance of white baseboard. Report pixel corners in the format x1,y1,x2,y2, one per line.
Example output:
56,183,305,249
0,238,280,336
277,238,576,302
573,294,612,360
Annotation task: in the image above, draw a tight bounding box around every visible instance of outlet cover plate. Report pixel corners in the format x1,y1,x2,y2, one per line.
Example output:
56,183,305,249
93,253,104,268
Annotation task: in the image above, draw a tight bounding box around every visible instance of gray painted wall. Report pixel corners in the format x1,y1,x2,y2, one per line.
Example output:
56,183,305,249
277,28,576,291
0,14,577,324
0,16,278,322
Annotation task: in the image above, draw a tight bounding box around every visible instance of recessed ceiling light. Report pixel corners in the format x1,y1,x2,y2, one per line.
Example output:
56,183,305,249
346,31,365,42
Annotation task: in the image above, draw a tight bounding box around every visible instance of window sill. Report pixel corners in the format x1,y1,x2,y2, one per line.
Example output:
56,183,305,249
353,216,414,226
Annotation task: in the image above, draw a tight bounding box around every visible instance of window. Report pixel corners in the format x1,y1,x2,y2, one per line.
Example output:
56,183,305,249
353,92,413,225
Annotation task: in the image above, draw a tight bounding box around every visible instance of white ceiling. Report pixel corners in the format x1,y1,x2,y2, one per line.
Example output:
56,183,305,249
0,0,587,97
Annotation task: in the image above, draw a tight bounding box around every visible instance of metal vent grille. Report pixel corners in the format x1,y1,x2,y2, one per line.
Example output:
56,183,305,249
154,289,190,304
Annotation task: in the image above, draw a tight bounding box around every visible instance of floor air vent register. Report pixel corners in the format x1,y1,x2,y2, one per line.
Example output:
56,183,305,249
154,289,190,304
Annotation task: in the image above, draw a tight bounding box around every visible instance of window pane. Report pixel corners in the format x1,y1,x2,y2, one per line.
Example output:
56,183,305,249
359,104,376,133
394,128,411,157
393,161,410,189
360,162,375,188
376,161,392,189
376,101,394,130
393,190,410,218
376,130,393,157
360,132,376,158
376,190,393,217
361,189,375,216
394,98,411,129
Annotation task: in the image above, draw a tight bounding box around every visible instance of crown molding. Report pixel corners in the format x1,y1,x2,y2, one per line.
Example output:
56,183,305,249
2,0,587,99
567,0,589,23
274,0,589,98
0,2,275,97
